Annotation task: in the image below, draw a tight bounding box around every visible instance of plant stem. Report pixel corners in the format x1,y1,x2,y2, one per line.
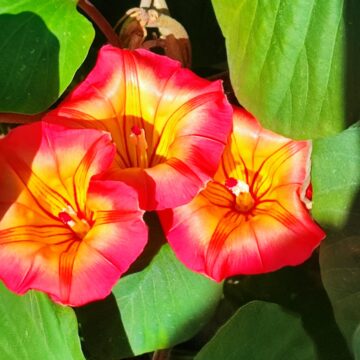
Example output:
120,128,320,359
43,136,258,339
0,112,46,124
77,0,121,47
152,349,171,360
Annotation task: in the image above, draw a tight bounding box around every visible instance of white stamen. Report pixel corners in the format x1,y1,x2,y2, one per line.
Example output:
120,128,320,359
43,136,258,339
230,180,250,197
67,220,76,227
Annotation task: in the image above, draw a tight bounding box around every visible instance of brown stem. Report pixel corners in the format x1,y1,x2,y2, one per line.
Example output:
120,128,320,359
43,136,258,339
77,0,121,47
152,349,171,360
0,112,46,124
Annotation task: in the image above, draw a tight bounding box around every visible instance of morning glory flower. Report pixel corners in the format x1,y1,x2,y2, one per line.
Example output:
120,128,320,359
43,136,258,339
44,45,232,210
160,107,326,281
0,122,147,306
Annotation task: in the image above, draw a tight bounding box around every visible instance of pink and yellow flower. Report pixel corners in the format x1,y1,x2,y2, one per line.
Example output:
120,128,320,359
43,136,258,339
0,122,147,306
44,45,232,210
160,107,326,281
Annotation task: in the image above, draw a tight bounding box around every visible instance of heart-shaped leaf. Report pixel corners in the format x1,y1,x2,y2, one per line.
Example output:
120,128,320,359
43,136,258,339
0,281,84,360
312,125,360,355
113,244,223,357
195,301,317,360
212,0,360,139
0,0,94,113
312,124,360,228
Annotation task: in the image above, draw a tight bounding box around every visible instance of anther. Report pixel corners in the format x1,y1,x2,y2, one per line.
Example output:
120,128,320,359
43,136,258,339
225,178,254,213
225,178,250,197
131,125,142,136
58,206,90,239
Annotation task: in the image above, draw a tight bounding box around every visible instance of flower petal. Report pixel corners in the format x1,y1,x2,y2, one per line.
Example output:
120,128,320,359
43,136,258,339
45,45,232,210
54,180,147,306
0,122,147,306
160,107,325,280
0,122,115,217
159,192,228,275
223,108,312,199
0,224,76,297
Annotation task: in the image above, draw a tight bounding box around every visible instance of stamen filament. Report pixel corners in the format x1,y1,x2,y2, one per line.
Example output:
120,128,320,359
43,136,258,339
129,126,149,168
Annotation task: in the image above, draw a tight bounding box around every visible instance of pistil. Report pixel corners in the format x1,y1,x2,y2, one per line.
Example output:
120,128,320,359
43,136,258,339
225,178,255,213
129,125,149,168
58,205,90,239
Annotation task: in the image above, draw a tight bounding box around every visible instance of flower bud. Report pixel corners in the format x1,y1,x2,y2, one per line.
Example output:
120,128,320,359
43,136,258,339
115,0,191,67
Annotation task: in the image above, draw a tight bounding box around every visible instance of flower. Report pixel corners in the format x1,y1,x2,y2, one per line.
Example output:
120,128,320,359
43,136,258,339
44,45,232,210
0,122,147,306
159,107,326,281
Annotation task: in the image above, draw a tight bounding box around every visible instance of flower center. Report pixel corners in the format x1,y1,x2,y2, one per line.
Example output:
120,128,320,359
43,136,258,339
225,178,255,213
129,125,149,168
58,206,90,239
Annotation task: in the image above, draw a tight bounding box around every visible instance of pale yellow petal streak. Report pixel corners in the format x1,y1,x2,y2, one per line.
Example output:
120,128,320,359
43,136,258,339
253,141,304,198
5,155,69,218
219,136,249,185
151,92,219,166
73,136,109,214
123,52,145,167
85,83,129,169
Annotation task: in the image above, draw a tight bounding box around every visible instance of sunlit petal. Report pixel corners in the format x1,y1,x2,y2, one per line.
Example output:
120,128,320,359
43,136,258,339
45,45,232,210
55,180,148,306
160,107,325,280
0,122,147,306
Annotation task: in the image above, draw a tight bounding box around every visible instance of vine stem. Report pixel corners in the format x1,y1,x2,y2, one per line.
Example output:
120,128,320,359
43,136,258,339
0,112,46,124
152,349,171,360
77,0,121,47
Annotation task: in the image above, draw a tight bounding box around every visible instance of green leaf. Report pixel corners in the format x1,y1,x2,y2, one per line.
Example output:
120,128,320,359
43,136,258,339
320,233,360,357
223,259,351,359
195,301,317,360
0,0,94,113
313,125,360,355
76,214,223,360
212,0,359,139
113,244,223,357
312,124,360,229
0,281,84,360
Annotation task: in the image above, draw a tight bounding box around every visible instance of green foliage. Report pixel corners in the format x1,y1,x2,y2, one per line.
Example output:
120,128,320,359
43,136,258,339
0,1,359,359
320,233,360,358
212,2,360,355
221,259,351,360
0,282,84,360
76,214,222,359
113,244,223,357
312,124,360,228
0,0,94,114
195,301,317,360
76,243,222,359
313,124,360,356
212,0,359,139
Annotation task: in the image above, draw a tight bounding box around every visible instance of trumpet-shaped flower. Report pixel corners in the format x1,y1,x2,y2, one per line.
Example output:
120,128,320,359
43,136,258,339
160,107,326,281
0,122,147,306
44,45,232,210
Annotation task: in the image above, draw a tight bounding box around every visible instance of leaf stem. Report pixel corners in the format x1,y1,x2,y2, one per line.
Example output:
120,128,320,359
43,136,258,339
0,112,46,124
77,0,121,47
152,349,171,360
